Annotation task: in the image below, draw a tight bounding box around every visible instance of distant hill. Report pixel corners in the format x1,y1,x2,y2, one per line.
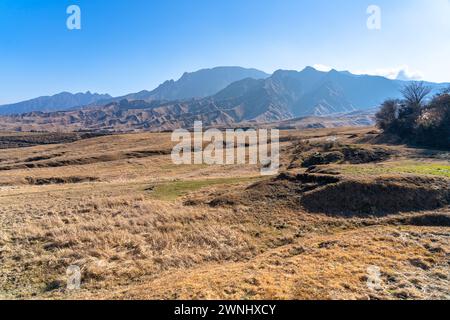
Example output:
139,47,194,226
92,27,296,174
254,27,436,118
0,67,269,115
103,66,270,104
0,92,112,115
0,66,448,132
208,67,448,121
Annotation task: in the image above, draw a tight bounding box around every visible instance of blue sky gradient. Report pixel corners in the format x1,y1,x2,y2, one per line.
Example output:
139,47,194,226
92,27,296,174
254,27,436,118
0,0,449,104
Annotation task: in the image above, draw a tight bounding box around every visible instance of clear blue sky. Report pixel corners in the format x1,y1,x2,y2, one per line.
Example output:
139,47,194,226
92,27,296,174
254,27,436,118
1,0,449,104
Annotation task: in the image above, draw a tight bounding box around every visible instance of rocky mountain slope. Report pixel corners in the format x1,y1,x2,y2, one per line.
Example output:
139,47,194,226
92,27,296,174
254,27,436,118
0,92,112,115
0,67,269,116
116,66,270,102
0,67,447,132
212,67,447,119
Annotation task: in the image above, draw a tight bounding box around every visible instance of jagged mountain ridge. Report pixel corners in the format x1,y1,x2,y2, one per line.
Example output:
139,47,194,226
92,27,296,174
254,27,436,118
0,92,112,115
0,67,448,132
204,67,447,121
0,67,269,115
87,66,270,106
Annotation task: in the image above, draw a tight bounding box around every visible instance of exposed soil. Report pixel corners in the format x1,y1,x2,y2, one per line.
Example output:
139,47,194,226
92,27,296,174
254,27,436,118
288,141,396,169
0,149,172,171
389,213,450,227
206,173,450,217
301,151,344,167
0,132,108,149
25,176,100,185
301,176,450,216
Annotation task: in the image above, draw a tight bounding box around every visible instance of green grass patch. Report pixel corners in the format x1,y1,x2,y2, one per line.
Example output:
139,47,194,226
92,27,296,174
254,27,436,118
340,162,450,178
148,176,265,201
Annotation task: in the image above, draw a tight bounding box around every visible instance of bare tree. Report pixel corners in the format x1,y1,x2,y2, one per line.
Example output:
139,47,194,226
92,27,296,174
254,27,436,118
400,82,432,107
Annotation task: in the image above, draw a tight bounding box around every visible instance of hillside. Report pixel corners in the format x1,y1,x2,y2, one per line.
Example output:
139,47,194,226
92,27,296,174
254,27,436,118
0,100,376,132
0,128,448,299
212,68,448,119
0,92,112,115
122,66,270,102
0,67,269,116
0,67,447,132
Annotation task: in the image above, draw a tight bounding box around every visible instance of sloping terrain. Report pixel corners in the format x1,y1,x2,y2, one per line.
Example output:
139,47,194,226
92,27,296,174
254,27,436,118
0,127,449,300
0,92,112,115
0,132,107,149
118,66,269,102
0,67,268,116
0,102,376,133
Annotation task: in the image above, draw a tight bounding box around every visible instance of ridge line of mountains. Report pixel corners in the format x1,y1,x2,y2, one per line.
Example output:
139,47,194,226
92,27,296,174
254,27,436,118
1,66,448,131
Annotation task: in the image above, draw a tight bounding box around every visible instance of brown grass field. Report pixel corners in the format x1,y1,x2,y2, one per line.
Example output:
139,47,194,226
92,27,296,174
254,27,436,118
0,127,449,300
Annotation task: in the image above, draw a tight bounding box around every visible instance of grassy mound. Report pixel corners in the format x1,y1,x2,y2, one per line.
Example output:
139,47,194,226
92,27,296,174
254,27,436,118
300,146,393,168
207,173,340,208
207,172,450,217
301,176,450,216
391,213,450,227
301,151,344,167
0,132,106,149
25,176,99,185
289,141,395,169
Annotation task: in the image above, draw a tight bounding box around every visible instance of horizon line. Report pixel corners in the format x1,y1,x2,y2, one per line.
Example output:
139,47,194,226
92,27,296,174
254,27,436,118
1,65,449,106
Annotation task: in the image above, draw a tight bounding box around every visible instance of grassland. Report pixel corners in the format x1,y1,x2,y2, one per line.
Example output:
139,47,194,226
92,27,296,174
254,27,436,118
0,127,448,300
148,176,265,201
339,162,450,178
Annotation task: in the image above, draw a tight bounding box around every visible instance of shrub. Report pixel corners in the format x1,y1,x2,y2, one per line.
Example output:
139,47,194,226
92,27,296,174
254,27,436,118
415,94,450,148
375,99,400,133
376,83,450,149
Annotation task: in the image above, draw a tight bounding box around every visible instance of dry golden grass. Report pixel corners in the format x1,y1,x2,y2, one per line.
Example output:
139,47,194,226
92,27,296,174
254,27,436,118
0,127,449,300
102,225,449,300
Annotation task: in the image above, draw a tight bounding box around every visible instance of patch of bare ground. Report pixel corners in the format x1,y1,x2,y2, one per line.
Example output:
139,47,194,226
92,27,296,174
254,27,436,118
388,212,450,227
0,132,108,149
205,172,450,217
25,176,99,185
300,175,450,216
0,149,172,171
287,141,397,169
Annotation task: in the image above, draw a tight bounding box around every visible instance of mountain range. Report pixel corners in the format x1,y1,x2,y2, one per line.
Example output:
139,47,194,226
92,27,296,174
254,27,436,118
0,66,448,132
0,92,112,115
110,66,270,103
0,67,269,115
